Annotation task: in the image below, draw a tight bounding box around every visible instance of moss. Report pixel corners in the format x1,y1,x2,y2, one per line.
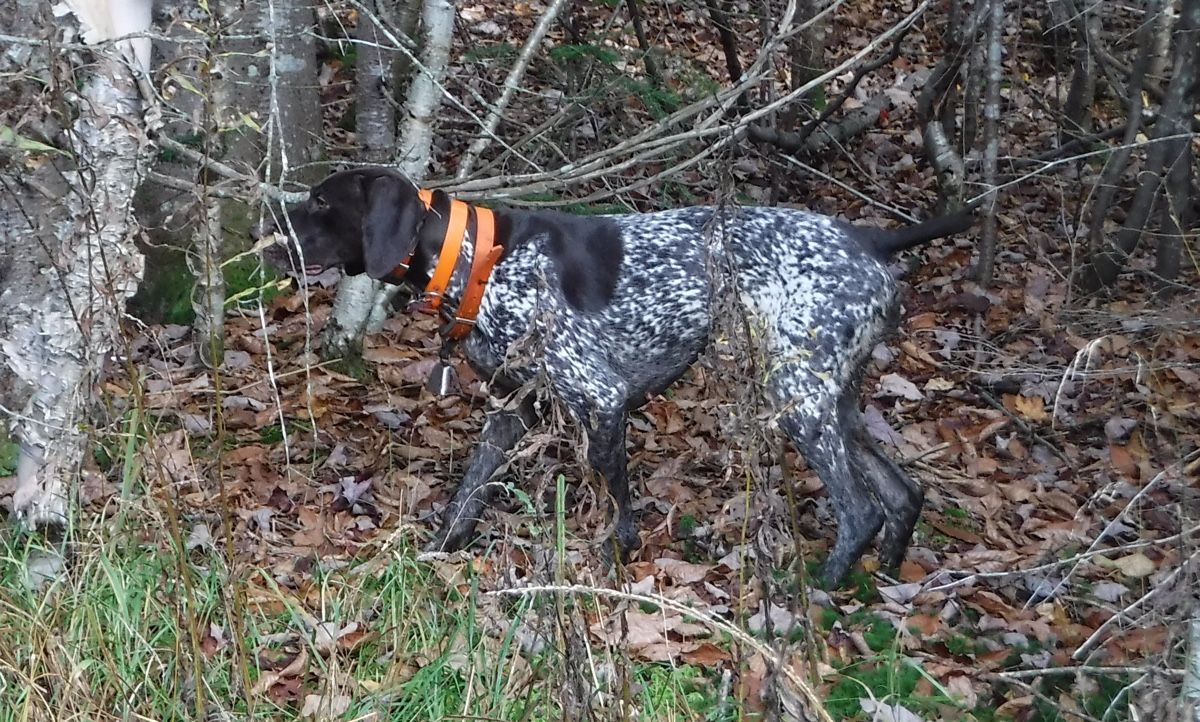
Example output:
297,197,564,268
0,436,18,477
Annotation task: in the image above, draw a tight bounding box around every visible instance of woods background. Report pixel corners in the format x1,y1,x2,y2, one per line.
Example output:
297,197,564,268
1,0,1198,720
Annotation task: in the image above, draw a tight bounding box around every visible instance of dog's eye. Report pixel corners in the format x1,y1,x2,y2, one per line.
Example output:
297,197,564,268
312,194,328,210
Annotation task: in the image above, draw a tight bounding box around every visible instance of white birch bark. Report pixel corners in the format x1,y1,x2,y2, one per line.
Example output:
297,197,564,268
1,3,150,525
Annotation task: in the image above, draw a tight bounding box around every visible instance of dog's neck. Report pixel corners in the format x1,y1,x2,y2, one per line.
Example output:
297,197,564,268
401,192,503,340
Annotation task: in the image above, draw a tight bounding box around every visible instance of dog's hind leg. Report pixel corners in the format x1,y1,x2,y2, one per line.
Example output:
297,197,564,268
583,407,641,560
775,390,886,588
428,394,539,552
848,416,923,571
545,347,642,560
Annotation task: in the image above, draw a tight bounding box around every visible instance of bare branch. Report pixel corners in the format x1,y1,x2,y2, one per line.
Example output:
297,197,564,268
455,0,571,180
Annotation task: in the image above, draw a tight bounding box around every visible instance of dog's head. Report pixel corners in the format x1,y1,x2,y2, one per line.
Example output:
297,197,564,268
264,167,429,280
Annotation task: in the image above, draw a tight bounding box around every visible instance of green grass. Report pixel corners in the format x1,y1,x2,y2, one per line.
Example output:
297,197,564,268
548,42,622,67
0,520,735,720
0,531,198,719
0,458,728,721
826,658,924,719
258,424,285,445
465,42,517,62
636,663,735,720
0,439,17,477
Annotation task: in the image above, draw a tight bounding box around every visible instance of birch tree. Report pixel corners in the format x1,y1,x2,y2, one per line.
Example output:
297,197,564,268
321,0,457,360
0,0,153,526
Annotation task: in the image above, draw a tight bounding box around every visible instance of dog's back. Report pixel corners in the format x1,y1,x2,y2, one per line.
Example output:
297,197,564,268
466,205,911,407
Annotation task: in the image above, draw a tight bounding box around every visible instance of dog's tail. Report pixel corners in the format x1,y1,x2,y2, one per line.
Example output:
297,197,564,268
850,212,975,259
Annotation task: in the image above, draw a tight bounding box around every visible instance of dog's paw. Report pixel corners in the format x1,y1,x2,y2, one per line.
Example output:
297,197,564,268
426,523,475,555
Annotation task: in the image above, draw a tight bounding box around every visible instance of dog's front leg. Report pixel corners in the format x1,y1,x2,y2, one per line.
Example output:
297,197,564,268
428,394,539,552
585,409,641,561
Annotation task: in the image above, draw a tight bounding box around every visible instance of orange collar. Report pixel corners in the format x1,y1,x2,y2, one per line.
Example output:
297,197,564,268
446,207,502,339
395,189,502,339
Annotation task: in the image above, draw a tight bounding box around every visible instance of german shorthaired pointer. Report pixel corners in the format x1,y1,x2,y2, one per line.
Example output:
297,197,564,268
267,166,973,586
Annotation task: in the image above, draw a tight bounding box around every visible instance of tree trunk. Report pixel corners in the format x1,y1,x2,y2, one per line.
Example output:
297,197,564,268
356,0,403,164
1080,0,1199,292
917,0,982,212
1060,1,1099,140
174,0,322,364
209,0,324,179
975,0,1004,286
269,0,325,181
1087,0,1159,254
322,0,455,361
0,0,149,525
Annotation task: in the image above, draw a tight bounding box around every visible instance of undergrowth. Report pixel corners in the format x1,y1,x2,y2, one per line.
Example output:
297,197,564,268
0,440,743,721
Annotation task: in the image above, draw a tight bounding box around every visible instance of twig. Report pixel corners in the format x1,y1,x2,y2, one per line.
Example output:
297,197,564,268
1073,548,1198,662
441,0,929,202
624,0,660,83
990,665,1182,680
747,24,909,153
981,131,1195,206
146,169,246,200
155,137,307,203
489,583,835,722
748,94,891,155
967,381,1070,464
704,0,746,109
921,521,1200,592
455,0,571,180
777,154,979,225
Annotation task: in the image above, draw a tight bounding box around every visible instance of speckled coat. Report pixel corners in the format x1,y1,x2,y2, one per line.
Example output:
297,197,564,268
268,167,974,586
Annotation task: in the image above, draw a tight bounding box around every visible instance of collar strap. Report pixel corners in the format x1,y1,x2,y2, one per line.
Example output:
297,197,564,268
422,198,470,310
444,207,502,340
417,189,434,209
389,189,437,278
400,188,504,339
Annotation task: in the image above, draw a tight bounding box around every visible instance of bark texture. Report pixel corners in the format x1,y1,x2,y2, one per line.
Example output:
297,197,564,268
1081,0,1200,291
322,0,455,360
0,0,149,524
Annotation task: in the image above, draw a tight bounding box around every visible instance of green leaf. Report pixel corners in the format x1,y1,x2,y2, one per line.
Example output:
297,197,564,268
239,113,262,132
168,72,202,97
0,125,66,155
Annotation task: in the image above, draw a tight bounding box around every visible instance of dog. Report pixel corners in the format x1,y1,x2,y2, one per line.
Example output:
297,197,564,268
265,166,974,586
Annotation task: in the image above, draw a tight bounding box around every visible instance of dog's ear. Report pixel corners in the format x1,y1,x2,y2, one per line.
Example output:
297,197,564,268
361,173,424,280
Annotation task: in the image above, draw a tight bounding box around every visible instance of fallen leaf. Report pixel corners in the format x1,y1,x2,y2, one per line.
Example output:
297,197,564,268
1110,553,1156,579
877,373,923,401
682,642,731,667
1014,394,1049,422
301,693,351,718
655,558,711,585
